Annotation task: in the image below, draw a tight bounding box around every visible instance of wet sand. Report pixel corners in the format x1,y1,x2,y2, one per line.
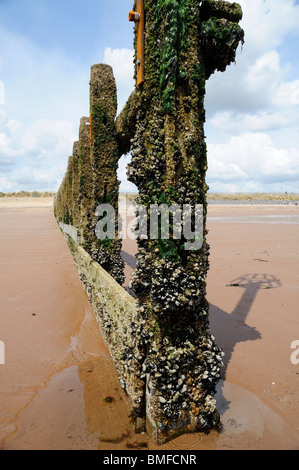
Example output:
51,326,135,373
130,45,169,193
206,204,299,449
0,203,298,450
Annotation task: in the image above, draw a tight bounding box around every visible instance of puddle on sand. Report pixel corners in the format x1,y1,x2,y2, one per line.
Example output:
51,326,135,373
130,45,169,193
3,364,299,450
213,381,299,450
2,358,133,450
163,381,299,451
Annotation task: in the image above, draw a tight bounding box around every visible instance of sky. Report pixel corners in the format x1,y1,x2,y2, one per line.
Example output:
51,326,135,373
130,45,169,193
0,0,299,194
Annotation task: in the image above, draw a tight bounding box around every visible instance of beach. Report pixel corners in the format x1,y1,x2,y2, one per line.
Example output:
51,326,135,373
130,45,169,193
0,200,298,450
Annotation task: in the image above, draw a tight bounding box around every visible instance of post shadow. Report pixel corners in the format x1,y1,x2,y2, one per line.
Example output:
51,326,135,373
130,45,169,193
121,250,137,297
121,251,136,271
209,273,281,413
120,244,282,421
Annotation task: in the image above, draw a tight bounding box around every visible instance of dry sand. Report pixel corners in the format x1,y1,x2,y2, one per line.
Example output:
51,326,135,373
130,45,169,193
0,201,298,450
0,197,54,208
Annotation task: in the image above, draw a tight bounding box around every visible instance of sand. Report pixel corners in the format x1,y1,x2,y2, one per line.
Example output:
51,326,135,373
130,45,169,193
0,202,298,450
0,197,54,208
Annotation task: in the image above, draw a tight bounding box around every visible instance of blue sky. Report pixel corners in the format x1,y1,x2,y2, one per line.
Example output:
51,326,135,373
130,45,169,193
0,0,299,193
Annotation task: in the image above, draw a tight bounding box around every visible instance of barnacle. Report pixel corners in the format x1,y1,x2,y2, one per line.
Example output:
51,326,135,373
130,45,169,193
126,0,243,439
55,0,244,444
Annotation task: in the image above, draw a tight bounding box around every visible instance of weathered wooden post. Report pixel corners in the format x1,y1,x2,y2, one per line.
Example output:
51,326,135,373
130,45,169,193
71,141,80,228
89,64,124,285
78,116,93,249
64,156,73,225
54,0,244,446
118,0,244,444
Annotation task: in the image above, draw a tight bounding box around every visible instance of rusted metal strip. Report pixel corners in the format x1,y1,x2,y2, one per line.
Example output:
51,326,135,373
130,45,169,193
129,0,145,86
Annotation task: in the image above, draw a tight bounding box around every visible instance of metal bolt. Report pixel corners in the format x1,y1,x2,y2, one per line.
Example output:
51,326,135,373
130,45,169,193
128,11,140,22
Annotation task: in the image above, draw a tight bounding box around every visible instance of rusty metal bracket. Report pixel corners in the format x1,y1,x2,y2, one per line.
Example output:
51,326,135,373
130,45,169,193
129,0,144,87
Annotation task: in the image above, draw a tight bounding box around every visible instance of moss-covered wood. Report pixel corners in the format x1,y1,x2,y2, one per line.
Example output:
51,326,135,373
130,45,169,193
78,116,93,250
54,0,244,445
89,64,124,285
72,141,80,227
124,0,244,444
54,65,124,285
115,88,142,156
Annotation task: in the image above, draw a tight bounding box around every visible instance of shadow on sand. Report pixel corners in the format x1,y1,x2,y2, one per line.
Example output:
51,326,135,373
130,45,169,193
210,273,281,414
121,247,282,420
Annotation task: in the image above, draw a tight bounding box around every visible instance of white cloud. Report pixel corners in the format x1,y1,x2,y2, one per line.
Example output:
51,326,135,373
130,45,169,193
22,119,77,162
273,80,299,106
1,1,299,194
0,42,134,192
1,118,76,163
206,0,299,114
0,21,90,191
246,51,283,92
117,154,138,193
239,0,299,52
210,111,291,134
103,47,135,113
207,132,299,191
0,176,14,192
0,25,89,123
0,115,77,192
5,165,64,192
5,119,23,133
0,80,4,105
203,0,299,192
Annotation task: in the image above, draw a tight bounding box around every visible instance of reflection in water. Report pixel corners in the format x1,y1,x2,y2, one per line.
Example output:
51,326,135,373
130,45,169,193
77,358,133,447
4,270,297,450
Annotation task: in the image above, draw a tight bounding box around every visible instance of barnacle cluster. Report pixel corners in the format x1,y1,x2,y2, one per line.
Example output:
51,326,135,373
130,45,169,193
143,335,224,429
125,0,244,441
54,0,244,444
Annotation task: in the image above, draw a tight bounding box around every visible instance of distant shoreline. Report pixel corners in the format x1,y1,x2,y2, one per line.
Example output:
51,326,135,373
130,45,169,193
0,197,54,208
1,194,299,209
120,192,299,204
1,191,299,202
